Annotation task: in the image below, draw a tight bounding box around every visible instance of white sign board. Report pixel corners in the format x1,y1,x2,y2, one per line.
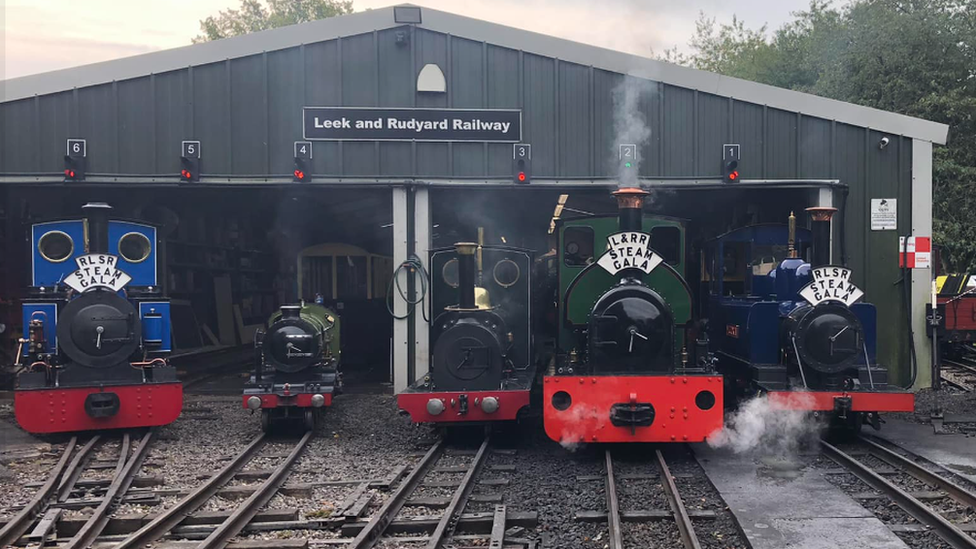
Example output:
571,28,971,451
871,198,897,231
64,254,132,293
798,266,864,306
596,231,664,275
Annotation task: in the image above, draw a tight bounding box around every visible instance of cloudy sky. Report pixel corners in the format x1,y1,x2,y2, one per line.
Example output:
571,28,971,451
2,0,814,80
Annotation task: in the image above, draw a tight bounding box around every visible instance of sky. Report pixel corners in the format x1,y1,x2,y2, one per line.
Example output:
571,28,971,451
1,0,815,81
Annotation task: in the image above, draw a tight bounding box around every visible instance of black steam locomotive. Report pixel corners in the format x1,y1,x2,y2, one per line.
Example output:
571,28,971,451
244,303,341,432
398,242,535,424
14,202,180,434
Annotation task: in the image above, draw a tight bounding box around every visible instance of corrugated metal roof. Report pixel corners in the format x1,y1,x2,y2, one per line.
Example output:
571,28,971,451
0,4,949,144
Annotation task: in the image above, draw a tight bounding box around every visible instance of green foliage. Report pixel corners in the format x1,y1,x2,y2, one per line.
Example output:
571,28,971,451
662,0,976,272
194,0,354,43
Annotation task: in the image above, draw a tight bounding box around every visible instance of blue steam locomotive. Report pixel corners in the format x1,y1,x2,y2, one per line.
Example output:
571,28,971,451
14,202,181,433
704,207,914,430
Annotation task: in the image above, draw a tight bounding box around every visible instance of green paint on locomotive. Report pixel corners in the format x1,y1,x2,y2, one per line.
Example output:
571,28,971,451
268,304,341,360
556,214,692,364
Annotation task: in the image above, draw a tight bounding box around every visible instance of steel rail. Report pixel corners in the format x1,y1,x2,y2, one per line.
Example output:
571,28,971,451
604,451,623,549
64,431,155,549
859,436,976,509
57,435,101,502
0,436,78,547
425,438,491,549
349,440,445,549
115,432,268,549
821,439,976,549
656,450,702,549
944,359,976,377
197,430,312,549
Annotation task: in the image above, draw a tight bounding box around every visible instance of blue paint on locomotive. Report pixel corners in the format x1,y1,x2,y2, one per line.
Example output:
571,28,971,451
139,302,172,353
706,223,877,368
108,221,158,287
21,303,58,355
32,220,86,287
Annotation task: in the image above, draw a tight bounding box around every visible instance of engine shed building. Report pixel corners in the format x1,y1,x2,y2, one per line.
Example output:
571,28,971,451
0,5,949,392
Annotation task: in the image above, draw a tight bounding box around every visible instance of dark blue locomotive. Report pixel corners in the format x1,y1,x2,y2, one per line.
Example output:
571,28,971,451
14,202,181,433
705,207,913,430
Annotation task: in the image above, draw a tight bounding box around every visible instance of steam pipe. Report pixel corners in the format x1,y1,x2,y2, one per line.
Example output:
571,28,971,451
455,242,478,309
82,202,112,254
806,206,837,268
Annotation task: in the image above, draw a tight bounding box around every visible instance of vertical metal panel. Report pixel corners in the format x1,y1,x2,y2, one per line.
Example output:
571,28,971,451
37,91,74,173
731,100,763,178
866,128,908,381
799,116,831,178
522,53,555,176
485,45,519,176
378,28,414,176
833,123,867,285
765,107,797,178
340,33,377,175
558,61,590,177
77,84,117,173
416,143,449,176
415,28,448,108
910,138,931,388
192,61,230,174
662,85,693,176
153,70,190,175
591,69,621,178
638,78,662,177
117,77,155,174
230,55,267,175
304,40,340,175
1,99,38,172
451,36,484,107
267,47,303,175
695,92,727,176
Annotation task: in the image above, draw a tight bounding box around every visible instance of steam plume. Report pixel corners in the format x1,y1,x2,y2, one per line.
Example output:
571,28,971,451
611,77,654,186
708,393,818,457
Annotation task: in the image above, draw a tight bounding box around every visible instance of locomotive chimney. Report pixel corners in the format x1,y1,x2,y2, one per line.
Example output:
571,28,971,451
805,206,837,267
613,187,649,280
612,187,648,233
455,242,478,309
82,202,112,254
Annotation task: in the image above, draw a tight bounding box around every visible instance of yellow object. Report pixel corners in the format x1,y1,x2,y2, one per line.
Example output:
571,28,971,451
474,287,492,309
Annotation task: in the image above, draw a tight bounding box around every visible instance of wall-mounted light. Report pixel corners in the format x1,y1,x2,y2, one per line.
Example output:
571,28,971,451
879,136,890,150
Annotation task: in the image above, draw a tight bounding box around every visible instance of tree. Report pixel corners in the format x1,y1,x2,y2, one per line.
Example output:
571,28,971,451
194,0,354,43
660,0,976,273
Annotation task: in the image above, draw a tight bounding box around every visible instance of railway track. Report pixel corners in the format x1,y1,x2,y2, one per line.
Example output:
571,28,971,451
597,449,703,549
349,436,507,549
114,430,312,548
0,431,154,548
821,434,976,548
940,358,976,392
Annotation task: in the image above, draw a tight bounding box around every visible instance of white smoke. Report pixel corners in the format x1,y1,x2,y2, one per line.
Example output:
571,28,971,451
554,404,606,452
611,77,654,185
708,393,819,457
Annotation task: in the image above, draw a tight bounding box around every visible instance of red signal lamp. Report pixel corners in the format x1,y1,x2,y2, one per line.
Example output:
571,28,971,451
518,171,526,182
729,171,738,181
64,169,76,178
294,169,305,180
181,169,192,179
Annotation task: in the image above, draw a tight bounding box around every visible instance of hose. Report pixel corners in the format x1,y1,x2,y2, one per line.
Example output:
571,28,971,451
900,237,919,389
387,255,430,322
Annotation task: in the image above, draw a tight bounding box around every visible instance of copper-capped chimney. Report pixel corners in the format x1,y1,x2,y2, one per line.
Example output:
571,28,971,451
455,242,478,309
612,187,649,279
805,206,837,267
82,202,112,254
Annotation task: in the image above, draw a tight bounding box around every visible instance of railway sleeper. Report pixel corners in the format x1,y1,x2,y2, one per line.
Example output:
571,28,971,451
48,509,299,538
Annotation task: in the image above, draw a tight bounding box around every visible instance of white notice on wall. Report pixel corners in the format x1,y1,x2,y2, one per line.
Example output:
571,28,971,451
871,198,897,231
